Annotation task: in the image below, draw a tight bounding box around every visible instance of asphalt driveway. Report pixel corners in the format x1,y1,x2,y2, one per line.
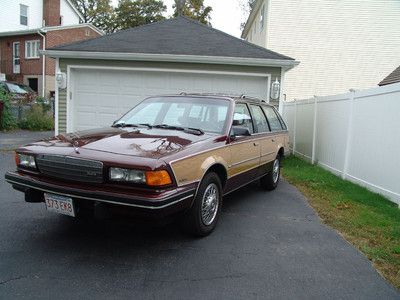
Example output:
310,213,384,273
0,132,398,299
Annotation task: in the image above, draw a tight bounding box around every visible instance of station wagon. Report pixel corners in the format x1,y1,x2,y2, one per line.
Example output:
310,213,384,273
5,94,289,236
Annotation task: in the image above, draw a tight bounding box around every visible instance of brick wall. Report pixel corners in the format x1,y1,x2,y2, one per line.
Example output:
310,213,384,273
43,0,61,27
0,34,44,82
46,26,101,75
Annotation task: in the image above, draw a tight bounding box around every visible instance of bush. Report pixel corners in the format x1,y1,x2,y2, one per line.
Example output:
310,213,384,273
35,96,51,113
19,104,54,131
0,88,17,130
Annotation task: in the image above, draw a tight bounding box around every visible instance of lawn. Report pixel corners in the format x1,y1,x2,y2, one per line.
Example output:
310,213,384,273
282,156,400,289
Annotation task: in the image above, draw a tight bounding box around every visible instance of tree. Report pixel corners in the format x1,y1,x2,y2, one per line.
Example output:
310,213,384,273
240,0,257,30
173,0,212,26
113,0,166,31
71,0,115,33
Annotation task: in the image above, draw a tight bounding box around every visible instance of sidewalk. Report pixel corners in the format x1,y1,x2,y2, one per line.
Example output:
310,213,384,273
0,130,54,151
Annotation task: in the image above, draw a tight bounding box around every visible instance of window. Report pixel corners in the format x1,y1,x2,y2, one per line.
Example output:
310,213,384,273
253,22,257,34
233,103,253,133
250,105,270,133
25,40,40,58
260,4,265,30
262,106,283,131
20,4,28,26
115,97,230,134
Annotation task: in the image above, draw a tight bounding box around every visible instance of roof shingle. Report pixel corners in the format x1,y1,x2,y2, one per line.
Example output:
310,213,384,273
379,65,400,86
49,16,294,61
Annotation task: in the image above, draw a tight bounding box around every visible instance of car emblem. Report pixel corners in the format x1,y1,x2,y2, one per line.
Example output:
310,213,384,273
73,141,80,154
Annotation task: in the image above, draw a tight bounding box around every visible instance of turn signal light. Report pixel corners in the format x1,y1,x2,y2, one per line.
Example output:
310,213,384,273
145,170,172,186
15,152,20,166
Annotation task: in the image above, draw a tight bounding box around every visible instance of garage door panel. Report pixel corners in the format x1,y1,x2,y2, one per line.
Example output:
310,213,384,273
71,68,269,131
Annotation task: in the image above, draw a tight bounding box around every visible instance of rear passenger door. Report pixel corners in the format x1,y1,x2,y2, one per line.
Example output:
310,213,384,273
261,105,287,160
249,105,275,176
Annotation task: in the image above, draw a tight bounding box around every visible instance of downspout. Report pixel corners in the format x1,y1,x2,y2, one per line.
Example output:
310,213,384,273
37,29,46,98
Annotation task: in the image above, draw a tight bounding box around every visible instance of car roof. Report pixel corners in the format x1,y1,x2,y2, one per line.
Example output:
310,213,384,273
150,93,273,106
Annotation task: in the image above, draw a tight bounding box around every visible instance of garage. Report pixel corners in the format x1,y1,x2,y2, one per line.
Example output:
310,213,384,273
71,67,270,131
45,16,298,134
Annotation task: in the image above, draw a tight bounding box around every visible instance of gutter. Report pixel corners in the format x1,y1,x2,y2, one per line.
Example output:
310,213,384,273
40,50,300,70
37,29,46,98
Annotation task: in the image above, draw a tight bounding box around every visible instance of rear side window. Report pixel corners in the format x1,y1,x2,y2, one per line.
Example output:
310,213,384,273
233,103,253,133
262,106,283,131
249,105,270,133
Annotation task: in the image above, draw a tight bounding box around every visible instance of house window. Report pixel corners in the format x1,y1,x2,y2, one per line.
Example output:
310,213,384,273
20,4,28,26
25,40,41,59
260,4,265,30
253,22,257,34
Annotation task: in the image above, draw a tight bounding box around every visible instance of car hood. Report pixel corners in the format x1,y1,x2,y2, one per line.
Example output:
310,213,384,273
32,127,215,159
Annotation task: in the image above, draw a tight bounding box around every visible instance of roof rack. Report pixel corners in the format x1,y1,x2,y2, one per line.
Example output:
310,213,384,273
178,92,269,104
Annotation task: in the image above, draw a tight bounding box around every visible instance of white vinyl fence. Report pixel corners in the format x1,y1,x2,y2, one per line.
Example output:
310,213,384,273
281,82,400,206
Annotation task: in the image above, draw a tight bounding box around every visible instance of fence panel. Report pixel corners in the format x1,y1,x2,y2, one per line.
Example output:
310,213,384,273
282,82,400,206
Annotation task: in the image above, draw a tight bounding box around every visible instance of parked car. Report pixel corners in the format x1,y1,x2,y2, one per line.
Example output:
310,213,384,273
0,81,37,103
5,94,289,236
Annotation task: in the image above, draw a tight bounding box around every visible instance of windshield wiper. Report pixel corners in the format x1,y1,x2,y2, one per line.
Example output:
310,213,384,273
153,124,204,135
112,123,152,128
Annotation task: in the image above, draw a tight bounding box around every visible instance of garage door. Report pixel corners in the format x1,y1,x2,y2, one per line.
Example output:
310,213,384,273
70,68,270,131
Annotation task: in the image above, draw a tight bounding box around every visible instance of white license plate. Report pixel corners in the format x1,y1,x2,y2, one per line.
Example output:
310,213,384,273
44,193,75,217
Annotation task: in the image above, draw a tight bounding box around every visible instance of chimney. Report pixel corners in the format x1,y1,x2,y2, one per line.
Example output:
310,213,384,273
43,0,61,27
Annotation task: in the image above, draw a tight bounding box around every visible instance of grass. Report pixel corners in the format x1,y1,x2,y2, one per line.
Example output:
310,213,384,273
282,156,400,289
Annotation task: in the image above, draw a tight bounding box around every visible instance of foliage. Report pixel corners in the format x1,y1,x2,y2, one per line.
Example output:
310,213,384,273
173,0,212,25
0,88,17,130
283,155,400,289
71,0,115,33
35,97,51,114
19,105,54,131
240,0,257,30
113,0,166,31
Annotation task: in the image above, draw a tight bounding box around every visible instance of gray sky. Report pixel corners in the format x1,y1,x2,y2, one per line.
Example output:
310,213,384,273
111,0,246,38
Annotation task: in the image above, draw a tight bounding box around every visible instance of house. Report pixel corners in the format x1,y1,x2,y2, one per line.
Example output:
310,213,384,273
241,0,400,100
0,0,102,99
43,16,299,134
378,65,400,86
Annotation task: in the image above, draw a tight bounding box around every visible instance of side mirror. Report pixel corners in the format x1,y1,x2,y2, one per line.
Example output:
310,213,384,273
230,126,251,139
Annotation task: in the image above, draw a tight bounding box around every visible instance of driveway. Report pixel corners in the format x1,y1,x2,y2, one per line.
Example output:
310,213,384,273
0,133,398,299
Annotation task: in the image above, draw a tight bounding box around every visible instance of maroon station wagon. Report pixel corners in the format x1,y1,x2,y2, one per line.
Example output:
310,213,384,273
5,94,289,236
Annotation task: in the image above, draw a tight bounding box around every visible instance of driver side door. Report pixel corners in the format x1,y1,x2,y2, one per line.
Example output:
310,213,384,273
225,103,261,192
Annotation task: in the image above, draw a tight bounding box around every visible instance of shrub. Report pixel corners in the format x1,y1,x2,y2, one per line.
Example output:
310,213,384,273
19,104,54,131
0,88,17,130
35,96,51,113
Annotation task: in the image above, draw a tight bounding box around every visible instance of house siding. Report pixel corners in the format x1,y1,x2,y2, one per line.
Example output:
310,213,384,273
244,0,400,100
57,58,282,133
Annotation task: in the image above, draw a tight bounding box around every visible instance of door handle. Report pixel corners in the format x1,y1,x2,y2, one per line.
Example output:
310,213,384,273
253,142,259,146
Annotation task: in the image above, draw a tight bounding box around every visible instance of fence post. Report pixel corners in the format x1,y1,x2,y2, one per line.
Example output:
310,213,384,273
342,89,355,179
311,95,318,164
292,99,297,155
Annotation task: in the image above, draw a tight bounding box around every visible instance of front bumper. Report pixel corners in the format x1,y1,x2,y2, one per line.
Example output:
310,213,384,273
5,171,195,215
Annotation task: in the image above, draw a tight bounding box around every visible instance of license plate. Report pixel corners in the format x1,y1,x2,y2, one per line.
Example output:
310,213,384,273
44,193,75,217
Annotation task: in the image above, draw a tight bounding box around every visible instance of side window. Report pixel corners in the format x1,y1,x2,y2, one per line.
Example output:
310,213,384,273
275,108,287,130
233,103,253,133
262,106,283,131
250,105,270,133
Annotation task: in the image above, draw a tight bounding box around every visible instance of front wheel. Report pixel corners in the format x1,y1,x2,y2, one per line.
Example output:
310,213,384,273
181,172,222,237
260,156,281,191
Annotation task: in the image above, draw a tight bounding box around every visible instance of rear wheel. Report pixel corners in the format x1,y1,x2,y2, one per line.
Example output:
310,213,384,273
181,172,222,237
260,156,281,191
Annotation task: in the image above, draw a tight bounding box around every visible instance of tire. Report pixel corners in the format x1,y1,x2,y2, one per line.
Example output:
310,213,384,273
260,155,281,191
181,172,222,237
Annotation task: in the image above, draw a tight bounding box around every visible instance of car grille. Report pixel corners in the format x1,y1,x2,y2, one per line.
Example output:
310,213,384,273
36,154,104,183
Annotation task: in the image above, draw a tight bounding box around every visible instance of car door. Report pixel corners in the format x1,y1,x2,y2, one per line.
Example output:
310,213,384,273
249,104,276,177
226,102,261,191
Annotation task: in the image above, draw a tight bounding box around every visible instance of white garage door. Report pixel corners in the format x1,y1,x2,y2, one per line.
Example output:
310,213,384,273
70,68,270,131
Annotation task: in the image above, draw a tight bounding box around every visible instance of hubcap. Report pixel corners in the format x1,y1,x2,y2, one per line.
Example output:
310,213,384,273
272,159,280,183
201,183,219,226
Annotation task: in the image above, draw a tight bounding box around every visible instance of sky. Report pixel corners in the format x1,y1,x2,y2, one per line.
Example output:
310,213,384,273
111,0,247,38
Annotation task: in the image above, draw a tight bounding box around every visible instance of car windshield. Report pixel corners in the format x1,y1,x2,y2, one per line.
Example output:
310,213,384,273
115,96,230,134
5,82,33,94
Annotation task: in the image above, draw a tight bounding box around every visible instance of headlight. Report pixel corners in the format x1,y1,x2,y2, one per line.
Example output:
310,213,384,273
109,168,146,183
16,153,36,169
109,168,172,186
